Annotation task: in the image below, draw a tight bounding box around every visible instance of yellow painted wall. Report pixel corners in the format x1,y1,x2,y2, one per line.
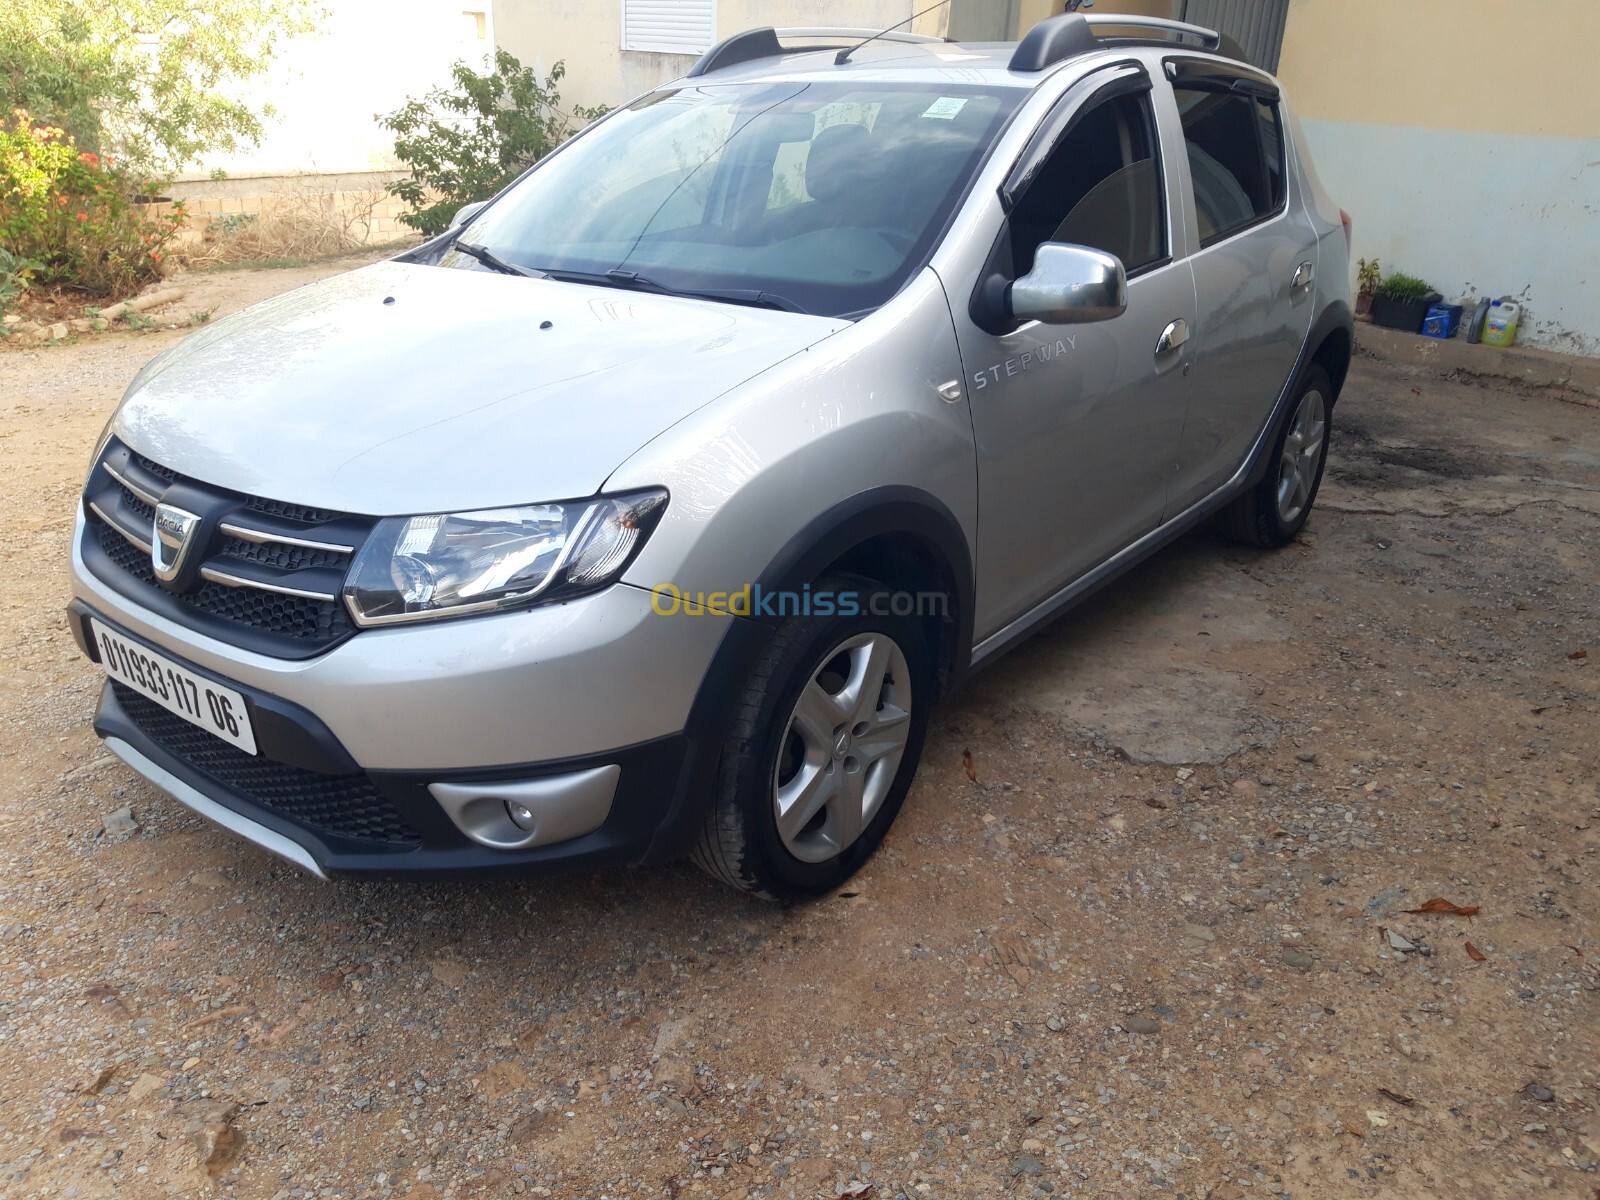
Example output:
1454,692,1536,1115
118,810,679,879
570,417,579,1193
1278,0,1600,138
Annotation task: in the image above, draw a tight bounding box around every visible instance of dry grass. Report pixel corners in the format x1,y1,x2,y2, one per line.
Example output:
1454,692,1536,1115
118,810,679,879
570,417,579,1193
181,186,391,267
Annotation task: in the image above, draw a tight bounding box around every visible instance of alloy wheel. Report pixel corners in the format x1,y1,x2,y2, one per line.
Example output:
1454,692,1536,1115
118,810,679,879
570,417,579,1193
1276,388,1327,525
772,632,913,864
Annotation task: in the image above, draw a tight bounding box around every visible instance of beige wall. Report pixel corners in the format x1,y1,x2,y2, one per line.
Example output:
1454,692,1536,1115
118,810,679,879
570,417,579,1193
492,1,935,114
1277,0,1599,138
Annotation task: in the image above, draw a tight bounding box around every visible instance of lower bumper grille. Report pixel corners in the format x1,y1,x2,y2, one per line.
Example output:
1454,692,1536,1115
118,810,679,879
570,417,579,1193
113,683,421,847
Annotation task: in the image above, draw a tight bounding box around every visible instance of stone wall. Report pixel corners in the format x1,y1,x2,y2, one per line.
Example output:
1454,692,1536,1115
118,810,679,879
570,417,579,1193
149,171,421,251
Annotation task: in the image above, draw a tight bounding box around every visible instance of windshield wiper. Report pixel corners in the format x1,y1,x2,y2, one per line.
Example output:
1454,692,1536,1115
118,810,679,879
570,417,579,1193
542,267,810,314
452,241,545,279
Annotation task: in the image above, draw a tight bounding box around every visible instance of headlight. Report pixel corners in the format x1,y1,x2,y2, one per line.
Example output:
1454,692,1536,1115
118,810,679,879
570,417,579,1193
344,490,667,626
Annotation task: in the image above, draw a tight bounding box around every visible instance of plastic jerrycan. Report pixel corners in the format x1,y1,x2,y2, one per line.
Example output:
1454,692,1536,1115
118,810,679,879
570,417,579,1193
1482,299,1520,348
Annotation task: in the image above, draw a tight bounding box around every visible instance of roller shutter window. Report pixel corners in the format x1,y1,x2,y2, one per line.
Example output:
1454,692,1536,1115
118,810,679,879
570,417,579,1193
622,0,716,54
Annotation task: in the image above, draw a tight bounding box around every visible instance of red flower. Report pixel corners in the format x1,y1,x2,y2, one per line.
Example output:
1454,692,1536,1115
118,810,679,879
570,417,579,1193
79,151,99,165
76,212,88,221
150,252,162,263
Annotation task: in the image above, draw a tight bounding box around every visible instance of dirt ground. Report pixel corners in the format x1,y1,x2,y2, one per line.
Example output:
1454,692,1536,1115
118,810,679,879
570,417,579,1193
1,255,1597,1200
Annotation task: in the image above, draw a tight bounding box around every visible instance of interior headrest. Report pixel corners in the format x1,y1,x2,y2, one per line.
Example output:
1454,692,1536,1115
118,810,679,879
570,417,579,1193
804,123,873,205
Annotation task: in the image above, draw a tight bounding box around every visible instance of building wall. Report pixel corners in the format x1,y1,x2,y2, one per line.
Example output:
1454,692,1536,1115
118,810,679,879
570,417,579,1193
492,1,941,115
186,0,495,181
1276,0,1600,356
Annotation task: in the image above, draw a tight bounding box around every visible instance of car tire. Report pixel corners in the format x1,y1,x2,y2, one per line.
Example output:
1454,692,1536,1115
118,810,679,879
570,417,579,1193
1217,364,1334,548
692,572,933,900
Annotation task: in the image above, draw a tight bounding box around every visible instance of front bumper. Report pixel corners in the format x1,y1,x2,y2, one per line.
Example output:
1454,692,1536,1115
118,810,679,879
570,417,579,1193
64,496,768,878
69,508,728,769
76,609,701,879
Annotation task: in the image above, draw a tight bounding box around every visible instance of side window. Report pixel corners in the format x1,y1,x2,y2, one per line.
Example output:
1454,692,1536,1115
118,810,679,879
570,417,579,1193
1174,87,1285,245
1007,91,1166,276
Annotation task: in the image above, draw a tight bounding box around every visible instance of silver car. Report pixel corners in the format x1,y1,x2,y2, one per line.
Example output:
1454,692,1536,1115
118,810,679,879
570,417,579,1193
68,14,1352,898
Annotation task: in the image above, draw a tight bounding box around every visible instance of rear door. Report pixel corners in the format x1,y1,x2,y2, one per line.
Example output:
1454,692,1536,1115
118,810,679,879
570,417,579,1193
1162,58,1318,514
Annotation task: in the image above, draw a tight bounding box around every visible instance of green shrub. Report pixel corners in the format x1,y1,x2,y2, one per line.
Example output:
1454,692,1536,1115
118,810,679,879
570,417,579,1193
0,0,320,174
0,248,42,314
0,109,186,296
380,51,607,239
1378,272,1433,303
1355,257,1381,296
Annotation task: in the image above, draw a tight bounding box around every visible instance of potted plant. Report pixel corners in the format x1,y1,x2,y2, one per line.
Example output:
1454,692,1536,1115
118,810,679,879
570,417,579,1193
1370,272,1441,334
1355,257,1380,319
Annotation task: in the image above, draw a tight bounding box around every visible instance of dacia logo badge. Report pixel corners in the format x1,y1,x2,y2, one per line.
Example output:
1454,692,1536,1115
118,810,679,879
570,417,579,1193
151,502,202,585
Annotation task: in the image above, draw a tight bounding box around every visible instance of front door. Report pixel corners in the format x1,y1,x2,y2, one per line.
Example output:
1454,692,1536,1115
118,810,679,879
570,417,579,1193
953,78,1196,638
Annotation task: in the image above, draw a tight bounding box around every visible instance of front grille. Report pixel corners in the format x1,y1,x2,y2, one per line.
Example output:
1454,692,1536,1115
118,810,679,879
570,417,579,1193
114,683,422,847
132,452,178,483
218,536,350,573
98,523,355,641
81,439,372,656
245,497,343,524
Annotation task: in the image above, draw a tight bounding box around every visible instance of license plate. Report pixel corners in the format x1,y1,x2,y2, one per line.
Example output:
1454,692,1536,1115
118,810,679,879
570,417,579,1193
90,619,258,754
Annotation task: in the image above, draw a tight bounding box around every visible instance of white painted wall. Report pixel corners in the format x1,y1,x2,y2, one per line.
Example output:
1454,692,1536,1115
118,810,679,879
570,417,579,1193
185,0,496,181
1299,120,1600,358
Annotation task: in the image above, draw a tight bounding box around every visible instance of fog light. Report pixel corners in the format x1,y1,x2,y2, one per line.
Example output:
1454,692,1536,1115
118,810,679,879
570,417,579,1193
506,800,537,830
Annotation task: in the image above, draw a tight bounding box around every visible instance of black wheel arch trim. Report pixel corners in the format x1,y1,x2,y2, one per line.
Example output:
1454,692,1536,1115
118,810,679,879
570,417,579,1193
640,485,975,865
1241,299,1353,489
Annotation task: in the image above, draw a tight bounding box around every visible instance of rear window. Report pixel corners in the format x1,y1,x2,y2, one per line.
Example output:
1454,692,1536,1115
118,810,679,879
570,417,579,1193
1174,87,1285,245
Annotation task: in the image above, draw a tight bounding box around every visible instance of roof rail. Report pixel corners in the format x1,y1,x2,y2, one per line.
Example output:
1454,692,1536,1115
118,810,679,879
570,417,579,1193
1008,13,1098,71
1083,14,1222,51
1008,11,1224,72
688,26,943,77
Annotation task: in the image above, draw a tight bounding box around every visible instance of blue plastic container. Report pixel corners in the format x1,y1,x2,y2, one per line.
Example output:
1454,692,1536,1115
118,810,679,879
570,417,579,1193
1422,303,1463,339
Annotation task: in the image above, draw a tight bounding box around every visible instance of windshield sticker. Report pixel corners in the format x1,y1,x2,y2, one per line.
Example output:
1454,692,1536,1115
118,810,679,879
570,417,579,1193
921,97,969,120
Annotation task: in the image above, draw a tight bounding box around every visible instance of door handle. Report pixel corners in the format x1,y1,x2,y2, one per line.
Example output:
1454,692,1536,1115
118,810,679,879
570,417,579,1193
1291,261,1314,291
1155,318,1189,359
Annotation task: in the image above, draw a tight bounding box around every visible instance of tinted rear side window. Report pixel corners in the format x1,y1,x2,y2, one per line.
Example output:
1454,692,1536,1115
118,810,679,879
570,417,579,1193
1175,87,1285,245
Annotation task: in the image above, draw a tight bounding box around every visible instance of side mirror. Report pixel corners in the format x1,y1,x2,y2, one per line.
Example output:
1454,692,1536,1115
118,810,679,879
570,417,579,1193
451,200,488,229
1009,243,1127,324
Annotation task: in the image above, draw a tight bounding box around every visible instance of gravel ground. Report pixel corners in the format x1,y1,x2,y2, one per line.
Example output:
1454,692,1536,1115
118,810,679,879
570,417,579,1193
1,258,1597,1200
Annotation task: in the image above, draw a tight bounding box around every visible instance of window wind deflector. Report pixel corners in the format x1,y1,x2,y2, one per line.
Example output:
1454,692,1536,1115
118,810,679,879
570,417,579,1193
1164,59,1280,100
999,64,1149,212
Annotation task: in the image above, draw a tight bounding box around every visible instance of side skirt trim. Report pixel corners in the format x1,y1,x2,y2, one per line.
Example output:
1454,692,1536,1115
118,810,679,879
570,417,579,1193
968,467,1246,667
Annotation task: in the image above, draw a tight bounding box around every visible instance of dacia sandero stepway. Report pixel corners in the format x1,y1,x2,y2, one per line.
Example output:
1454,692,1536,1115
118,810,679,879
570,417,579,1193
69,13,1353,897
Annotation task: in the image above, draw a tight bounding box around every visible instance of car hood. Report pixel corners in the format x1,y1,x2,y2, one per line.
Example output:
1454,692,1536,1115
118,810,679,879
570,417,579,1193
114,260,845,514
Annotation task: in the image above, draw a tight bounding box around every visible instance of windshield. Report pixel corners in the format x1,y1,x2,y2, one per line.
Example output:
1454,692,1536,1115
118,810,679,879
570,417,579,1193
447,80,1021,317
